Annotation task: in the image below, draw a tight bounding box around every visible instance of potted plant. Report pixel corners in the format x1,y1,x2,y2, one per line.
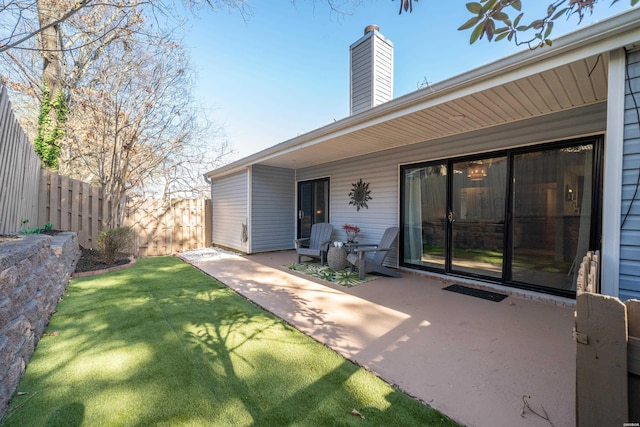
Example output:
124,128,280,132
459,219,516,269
342,224,360,243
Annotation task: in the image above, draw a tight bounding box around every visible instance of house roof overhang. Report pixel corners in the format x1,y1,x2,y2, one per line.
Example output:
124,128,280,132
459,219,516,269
205,8,640,179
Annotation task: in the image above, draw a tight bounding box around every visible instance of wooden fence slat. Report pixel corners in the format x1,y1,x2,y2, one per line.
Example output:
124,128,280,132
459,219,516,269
628,300,640,338
629,336,640,377
38,169,49,226
0,86,40,234
0,91,19,232
575,292,628,426
80,181,90,248
90,186,100,247
71,179,80,234
4,114,21,230
593,251,601,294
59,175,69,230
50,172,60,228
627,300,640,422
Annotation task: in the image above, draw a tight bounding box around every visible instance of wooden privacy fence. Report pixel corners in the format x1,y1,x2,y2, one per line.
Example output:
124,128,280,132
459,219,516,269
39,169,125,249
39,170,211,255
126,199,211,257
0,85,41,234
1,86,211,254
574,251,640,426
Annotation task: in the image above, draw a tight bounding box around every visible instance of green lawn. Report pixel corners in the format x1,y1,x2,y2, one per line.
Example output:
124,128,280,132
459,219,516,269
1,257,458,426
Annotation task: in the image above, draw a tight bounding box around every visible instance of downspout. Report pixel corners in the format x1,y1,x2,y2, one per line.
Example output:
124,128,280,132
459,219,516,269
601,48,626,298
246,166,252,254
203,174,213,248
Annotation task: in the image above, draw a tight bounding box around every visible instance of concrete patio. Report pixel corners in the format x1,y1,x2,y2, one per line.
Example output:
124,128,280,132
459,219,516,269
179,248,576,427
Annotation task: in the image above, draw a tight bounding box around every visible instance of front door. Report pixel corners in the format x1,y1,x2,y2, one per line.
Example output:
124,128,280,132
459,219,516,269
297,178,329,239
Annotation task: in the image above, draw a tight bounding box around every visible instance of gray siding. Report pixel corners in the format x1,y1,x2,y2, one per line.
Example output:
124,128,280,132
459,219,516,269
350,37,373,115
296,103,607,269
620,49,640,300
251,165,295,252
211,171,248,252
350,31,393,115
373,36,393,106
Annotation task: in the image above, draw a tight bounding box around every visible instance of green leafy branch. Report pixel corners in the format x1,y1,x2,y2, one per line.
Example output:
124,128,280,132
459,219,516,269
458,0,639,49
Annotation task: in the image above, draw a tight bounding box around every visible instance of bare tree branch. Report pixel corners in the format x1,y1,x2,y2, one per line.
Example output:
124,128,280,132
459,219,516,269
0,0,92,53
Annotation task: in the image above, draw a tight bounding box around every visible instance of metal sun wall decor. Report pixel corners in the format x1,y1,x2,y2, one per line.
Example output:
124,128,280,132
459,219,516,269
348,178,372,211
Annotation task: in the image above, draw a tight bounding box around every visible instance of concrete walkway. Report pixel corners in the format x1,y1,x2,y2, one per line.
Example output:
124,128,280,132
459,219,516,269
179,249,576,427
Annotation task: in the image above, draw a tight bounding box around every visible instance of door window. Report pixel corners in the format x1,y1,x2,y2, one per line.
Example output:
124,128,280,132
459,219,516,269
297,178,329,239
451,156,507,278
403,164,447,269
511,145,594,291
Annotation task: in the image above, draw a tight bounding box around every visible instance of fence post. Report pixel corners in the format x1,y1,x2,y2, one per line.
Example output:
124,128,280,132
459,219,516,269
627,300,640,422
575,292,629,426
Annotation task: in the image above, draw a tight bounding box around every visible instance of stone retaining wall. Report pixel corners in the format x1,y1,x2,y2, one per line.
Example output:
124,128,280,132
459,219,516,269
0,232,80,417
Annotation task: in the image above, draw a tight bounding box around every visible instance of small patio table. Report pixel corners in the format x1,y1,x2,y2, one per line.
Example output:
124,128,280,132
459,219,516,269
327,245,348,270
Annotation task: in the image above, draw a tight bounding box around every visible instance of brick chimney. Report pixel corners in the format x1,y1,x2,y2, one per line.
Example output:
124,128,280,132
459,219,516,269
349,25,394,115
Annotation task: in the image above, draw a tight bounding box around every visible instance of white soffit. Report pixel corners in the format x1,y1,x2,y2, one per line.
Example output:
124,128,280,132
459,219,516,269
257,54,609,169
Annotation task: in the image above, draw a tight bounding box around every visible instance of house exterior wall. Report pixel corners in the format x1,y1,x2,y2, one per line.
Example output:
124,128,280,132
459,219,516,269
250,165,296,253
296,102,607,269
211,170,248,252
620,48,640,300
298,162,399,265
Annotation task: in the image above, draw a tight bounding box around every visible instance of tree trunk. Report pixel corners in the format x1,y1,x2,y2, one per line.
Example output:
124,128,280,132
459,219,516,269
37,0,63,98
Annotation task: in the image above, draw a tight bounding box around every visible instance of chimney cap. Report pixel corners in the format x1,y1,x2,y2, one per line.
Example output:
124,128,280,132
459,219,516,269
364,24,379,35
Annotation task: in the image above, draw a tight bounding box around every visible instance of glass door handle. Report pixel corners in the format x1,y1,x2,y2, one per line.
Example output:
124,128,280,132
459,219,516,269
298,210,304,220
447,211,455,223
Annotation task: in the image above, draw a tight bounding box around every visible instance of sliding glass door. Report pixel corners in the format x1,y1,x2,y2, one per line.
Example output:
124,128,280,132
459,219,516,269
400,137,601,297
511,145,595,291
403,164,447,269
451,156,507,278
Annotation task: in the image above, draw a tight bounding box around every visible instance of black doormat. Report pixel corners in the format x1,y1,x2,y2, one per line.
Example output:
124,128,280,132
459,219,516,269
443,284,508,302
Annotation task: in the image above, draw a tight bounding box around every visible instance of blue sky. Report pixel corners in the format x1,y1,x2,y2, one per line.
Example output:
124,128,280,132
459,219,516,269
185,1,634,160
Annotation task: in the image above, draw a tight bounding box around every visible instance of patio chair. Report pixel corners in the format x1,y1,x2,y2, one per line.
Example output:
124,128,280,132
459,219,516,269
294,222,333,266
347,226,401,280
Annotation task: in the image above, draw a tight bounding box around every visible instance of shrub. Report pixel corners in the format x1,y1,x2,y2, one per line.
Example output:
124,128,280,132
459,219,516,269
97,226,134,264
20,221,55,234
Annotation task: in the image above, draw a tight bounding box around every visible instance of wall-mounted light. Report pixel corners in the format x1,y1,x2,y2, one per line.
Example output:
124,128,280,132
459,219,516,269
566,185,574,201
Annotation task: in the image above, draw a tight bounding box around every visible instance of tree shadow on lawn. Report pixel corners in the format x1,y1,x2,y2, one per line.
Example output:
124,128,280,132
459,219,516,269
1,257,456,426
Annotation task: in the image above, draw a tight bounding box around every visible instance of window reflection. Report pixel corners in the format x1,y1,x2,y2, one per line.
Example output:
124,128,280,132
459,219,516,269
511,145,593,291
